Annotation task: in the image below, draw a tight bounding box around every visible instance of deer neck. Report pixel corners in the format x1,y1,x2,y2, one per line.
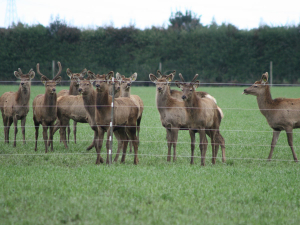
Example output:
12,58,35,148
256,86,274,116
44,92,57,113
15,85,30,105
69,82,79,95
121,88,131,98
96,88,112,115
156,87,172,114
82,89,96,119
185,92,200,115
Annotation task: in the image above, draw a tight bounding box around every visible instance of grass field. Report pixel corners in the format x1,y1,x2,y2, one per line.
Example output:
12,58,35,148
1,82,300,224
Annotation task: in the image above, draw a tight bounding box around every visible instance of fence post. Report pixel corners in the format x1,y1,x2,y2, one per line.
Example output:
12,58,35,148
109,77,115,165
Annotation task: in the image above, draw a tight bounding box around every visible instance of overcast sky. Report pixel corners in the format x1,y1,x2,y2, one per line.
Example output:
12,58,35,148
1,0,300,30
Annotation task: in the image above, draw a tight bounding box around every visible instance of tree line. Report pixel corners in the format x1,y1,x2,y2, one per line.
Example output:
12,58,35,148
1,12,300,84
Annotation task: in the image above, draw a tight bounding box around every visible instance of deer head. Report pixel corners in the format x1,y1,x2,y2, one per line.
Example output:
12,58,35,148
94,71,113,93
175,74,199,101
14,68,35,91
116,72,137,92
243,72,269,96
36,61,62,94
149,72,175,94
66,68,87,87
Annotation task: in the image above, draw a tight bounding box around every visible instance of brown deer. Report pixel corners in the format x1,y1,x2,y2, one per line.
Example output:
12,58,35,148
32,62,62,153
52,68,87,144
93,71,140,164
0,68,35,147
243,72,299,162
176,74,226,166
78,72,129,163
149,72,188,162
114,72,144,156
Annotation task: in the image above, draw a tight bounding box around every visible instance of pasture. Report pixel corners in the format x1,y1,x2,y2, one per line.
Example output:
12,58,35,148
1,82,300,224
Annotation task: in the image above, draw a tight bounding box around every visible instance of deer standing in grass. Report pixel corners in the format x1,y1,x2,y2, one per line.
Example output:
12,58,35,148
0,68,35,147
52,68,87,144
92,71,139,164
243,72,299,162
32,62,62,153
78,71,134,164
149,72,188,162
114,72,144,158
176,74,225,166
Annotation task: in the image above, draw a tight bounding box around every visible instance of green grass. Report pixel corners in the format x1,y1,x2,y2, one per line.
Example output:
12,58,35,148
1,83,300,224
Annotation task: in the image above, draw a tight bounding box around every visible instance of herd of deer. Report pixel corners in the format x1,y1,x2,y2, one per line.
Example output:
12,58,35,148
0,61,299,165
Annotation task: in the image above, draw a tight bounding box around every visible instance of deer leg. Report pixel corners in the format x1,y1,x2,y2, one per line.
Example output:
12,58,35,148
67,121,70,144
34,118,39,151
166,129,172,162
94,128,105,164
199,129,208,166
7,118,13,144
216,132,226,163
73,121,77,144
52,120,60,139
127,126,139,165
86,131,96,151
189,130,196,164
2,115,8,143
49,123,54,151
59,121,68,149
13,116,18,147
42,125,48,153
21,117,26,145
268,130,281,161
286,129,298,162
113,130,123,162
171,128,179,162
129,141,133,154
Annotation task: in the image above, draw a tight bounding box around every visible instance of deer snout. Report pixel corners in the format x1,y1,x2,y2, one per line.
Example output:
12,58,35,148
158,87,162,91
127,83,131,87
52,88,56,93
21,82,25,86
78,88,82,93
96,84,100,88
182,95,187,100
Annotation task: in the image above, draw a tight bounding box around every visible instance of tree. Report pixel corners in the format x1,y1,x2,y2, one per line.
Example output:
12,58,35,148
169,10,202,31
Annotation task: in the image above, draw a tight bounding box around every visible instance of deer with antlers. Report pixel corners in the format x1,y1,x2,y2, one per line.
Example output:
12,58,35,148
243,72,299,162
52,68,87,144
113,72,144,157
32,62,62,153
78,71,134,163
176,74,226,166
91,71,140,164
0,68,35,147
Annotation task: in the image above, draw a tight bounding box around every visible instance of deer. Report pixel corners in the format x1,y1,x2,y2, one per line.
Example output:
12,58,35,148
243,72,299,162
92,71,140,164
32,61,62,153
0,68,35,147
149,71,189,162
114,72,144,157
175,74,226,166
78,71,130,163
52,68,87,144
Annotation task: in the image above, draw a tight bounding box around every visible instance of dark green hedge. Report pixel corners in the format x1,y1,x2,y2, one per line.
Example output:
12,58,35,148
1,22,300,84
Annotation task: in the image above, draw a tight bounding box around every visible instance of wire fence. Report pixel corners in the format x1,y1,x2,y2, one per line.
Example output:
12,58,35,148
1,80,300,164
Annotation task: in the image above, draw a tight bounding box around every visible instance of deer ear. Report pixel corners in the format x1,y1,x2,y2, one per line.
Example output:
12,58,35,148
41,76,48,85
116,72,122,81
80,68,87,77
106,71,114,80
130,73,137,81
66,68,72,78
261,72,269,84
166,74,174,83
14,71,21,79
193,81,200,90
55,76,62,84
87,70,96,79
149,74,157,83
29,70,35,79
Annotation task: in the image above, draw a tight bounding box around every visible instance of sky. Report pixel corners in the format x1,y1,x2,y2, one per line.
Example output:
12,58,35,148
1,0,300,30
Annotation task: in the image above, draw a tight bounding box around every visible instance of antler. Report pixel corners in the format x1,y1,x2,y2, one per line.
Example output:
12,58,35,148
157,70,163,78
18,68,23,75
36,63,49,80
53,61,62,80
178,73,185,83
191,74,199,83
